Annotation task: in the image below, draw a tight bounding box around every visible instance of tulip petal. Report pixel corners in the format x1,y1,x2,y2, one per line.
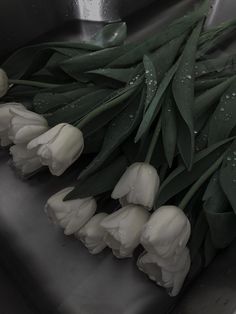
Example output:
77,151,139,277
27,123,66,150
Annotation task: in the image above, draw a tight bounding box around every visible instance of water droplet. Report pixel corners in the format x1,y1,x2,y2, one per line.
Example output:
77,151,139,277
194,130,198,134
226,95,230,99
220,107,225,112
186,75,192,79
233,93,236,97
167,109,171,112
227,156,232,161
129,114,134,119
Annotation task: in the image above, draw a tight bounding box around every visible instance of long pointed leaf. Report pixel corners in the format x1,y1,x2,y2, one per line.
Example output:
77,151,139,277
172,20,204,169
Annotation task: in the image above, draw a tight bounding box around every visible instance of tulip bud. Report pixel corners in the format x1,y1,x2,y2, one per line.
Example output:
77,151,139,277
45,187,97,235
141,206,191,259
8,107,48,144
0,102,25,146
100,205,149,258
0,69,8,98
10,144,42,177
137,251,163,285
160,248,191,297
28,123,84,176
137,248,191,297
76,213,108,254
111,162,160,210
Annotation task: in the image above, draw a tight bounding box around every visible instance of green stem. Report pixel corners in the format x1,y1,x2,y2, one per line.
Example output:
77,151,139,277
145,117,162,163
9,79,60,89
178,153,225,211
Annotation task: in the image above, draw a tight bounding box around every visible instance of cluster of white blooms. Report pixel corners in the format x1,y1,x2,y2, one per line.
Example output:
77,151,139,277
0,103,84,177
44,163,191,296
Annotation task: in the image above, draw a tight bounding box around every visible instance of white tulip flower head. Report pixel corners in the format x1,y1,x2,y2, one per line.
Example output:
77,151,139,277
0,102,25,146
101,205,149,258
141,206,191,259
0,69,8,98
9,107,48,144
76,212,108,254
137,251,163,285
10,144,42,177
28,123,84,176
45,187,97,235
112,162,160,210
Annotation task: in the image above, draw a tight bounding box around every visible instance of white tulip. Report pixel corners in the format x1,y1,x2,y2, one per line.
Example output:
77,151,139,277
100,205,149,258
28,123,84,176
141,206,191,259
10,144,42,177
137,252,163,285
160,248,191,297
45,187,97,235
0,102,25,146
111,162,160,210
76,213,108,254
0,69,8,98
8,107,48,144
137,248,191,297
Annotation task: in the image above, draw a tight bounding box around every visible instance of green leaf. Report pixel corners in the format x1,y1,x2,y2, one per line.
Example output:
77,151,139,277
143,35,185,112
82,101,129,138
188,211,208,260
195,53,236,78
91,22,127,48
157,137,234,207
60,45,134,78
1,46,53,79
198,19,236,58
203,231,217,267
86,67,133,83
46,89,113,126
78,89,145,181
172,20,204,169
135,59,180,142
33,86,95,114
162,90,177,167
208,79,236,145
194,76,235,119
195,77,226,91
143,55,158,111
108,0,210,67
65,155,128,200
152,34,187,83
83,128,106,154
203,171,236,249
220,139,236,214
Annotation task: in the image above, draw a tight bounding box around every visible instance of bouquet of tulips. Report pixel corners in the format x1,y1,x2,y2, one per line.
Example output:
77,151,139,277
1,0,236,297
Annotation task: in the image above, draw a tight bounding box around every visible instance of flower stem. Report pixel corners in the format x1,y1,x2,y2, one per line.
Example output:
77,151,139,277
178,153,225,211
9,79,60,89
145,117,162,163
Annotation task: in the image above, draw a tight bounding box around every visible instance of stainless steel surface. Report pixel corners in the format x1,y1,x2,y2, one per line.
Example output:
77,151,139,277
77,0,155,22
206,0,236,28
